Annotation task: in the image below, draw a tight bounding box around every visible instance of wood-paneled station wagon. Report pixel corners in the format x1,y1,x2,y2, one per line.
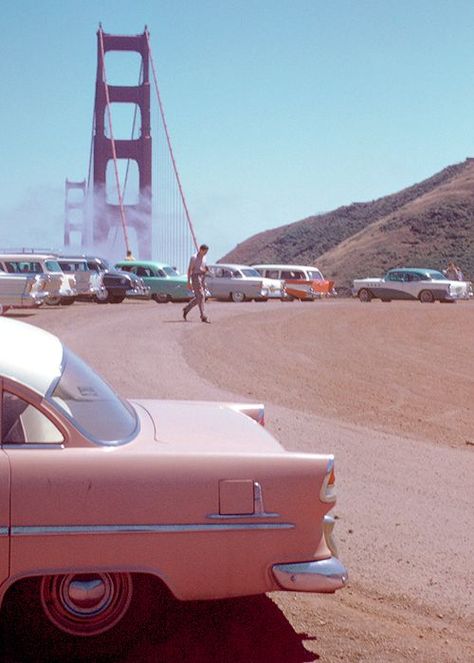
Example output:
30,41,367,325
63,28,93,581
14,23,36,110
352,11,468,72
0,319,347,658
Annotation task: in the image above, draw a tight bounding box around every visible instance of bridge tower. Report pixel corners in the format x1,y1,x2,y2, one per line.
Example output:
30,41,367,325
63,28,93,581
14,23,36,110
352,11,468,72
64,178,87,247
93,28,152,258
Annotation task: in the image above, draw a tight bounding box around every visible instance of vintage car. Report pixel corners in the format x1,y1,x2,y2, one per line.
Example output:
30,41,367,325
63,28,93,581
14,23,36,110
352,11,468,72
352,267,473,303
252,264,335,300
115,260,191,303
206,264,283,302
0,318,347,658
56,257,103,302
0,270,49,315
0,253,77,306
75,256,151,303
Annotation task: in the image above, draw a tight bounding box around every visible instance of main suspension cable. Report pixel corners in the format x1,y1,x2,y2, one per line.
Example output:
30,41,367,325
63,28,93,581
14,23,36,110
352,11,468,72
98,26,131,254
145,29,199,251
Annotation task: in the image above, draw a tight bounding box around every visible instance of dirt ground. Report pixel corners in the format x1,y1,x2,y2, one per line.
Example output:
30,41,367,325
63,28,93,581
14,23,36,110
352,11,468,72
1,298,473,662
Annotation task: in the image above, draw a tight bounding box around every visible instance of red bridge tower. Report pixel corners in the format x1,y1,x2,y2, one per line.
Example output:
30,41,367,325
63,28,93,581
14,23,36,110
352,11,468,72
93,28,152,258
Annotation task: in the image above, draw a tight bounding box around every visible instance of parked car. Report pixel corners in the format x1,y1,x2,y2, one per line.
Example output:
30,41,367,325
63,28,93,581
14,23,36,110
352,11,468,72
206,264,282,302
0,270,49,315
352,267,473,303
56,257,103,302
115,260,191,303
0,317,347,659
73,256,151,303
0,253,77,305
252,264,335,300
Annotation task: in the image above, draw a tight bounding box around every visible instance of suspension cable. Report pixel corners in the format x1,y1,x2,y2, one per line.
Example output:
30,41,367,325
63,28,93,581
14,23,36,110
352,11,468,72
98,26,131,254
145,29,199,251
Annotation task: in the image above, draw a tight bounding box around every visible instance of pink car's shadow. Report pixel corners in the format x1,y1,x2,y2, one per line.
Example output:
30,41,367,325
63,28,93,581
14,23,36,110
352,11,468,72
126,594,317,663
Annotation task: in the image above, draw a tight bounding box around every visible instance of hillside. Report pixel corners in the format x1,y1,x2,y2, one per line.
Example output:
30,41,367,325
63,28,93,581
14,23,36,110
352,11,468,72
220,159,474,289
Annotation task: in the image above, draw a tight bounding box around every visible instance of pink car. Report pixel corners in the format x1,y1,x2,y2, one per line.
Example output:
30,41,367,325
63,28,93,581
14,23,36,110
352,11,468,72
0,318,347,658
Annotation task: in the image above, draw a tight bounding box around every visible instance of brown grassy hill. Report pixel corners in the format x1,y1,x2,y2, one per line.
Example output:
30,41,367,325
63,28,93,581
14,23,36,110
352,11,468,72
220,159,474,290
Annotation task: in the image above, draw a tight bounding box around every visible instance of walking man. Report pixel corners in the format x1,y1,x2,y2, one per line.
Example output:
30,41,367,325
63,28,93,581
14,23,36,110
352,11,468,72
183,244,210,323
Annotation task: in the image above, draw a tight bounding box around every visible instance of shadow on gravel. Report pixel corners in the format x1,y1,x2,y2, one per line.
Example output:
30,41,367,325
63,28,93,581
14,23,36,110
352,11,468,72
126,595,318,662
0,595,317,662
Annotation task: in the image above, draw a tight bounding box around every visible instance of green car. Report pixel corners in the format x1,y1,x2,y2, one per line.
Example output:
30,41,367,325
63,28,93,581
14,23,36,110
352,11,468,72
115,261,192,303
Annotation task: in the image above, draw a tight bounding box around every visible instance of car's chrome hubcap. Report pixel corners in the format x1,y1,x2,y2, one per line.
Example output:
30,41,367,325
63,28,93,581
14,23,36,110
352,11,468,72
41,572,133,636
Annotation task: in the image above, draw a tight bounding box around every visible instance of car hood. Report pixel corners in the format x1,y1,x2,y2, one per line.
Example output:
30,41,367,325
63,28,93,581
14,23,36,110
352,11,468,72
131,399,284,454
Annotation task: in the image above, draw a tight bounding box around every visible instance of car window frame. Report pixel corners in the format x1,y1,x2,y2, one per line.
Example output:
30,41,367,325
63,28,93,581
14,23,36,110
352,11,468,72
0,377,68,449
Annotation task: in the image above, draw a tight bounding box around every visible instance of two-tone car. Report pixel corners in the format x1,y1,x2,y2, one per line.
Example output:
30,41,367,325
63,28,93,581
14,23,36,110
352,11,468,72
0,269,49,315
0,253,77,306
206,264,283,302
253,264,335,300
352,267,473,303
0,318,347,659
56,257,103,302
115,260,191,303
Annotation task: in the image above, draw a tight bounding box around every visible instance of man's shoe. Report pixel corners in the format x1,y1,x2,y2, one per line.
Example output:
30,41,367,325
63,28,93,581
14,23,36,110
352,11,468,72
183,308,188,321
201,317,211,324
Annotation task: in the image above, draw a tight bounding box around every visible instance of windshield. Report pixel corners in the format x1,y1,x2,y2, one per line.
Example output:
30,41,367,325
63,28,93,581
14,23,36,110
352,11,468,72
163,265,179,276
241,268,261,277
308,270,323,280
49,348,138,445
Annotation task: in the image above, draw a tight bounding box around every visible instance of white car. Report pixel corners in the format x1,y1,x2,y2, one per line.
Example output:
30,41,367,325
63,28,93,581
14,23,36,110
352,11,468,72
207,264,285,302
0,270,49,315
352,268,473,303
0,254,77,306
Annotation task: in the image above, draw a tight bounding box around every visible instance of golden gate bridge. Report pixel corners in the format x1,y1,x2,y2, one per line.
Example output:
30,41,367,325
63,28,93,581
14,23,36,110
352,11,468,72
64,25,198,271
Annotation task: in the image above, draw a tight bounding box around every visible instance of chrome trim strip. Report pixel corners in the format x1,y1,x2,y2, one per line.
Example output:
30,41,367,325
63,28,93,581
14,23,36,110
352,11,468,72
12,522,294,536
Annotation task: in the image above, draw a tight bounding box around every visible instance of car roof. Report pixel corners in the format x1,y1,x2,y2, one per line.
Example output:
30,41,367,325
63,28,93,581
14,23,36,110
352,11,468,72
115,260,172,269
0,318,63,396
252,264,320,271
0,254,58,261
212,264,258,270
388,267,439,274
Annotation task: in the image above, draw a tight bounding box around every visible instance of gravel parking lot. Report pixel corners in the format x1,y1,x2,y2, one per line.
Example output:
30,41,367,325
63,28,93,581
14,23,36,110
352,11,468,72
2,298,473,662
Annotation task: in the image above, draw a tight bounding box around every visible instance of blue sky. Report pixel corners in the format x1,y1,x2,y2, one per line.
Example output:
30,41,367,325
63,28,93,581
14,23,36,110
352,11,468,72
1,1,474,262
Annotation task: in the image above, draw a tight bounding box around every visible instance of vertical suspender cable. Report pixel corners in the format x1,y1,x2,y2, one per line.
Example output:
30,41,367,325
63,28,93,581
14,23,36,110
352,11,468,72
98,27,131,254
145,29,199,251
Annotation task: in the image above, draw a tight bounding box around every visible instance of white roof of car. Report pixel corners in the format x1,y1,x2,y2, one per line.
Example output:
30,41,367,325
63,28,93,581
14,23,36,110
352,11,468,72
0,318,63,395
0,253,58,261
252,264,320,271
212,264,258,270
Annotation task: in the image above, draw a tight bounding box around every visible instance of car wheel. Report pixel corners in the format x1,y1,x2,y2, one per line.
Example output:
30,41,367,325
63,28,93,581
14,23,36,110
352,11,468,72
45,296,62,306
153,293,170,303
0,304,4,316
358,288,372,303
231,291,246,303
419,290,435,303
94,289,110,304
110,295,125,304
60,297,76,306
381,299,391,303
3,574,163,662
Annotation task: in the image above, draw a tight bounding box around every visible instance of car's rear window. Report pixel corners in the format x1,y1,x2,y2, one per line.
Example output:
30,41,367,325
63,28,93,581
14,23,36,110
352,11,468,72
49,349,138,445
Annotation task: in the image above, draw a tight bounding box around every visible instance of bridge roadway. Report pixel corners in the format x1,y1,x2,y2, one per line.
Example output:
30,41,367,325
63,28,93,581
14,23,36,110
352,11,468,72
1,298,473,662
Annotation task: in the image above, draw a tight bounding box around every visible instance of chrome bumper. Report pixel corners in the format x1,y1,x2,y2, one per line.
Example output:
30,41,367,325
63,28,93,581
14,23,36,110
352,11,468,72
272,556,348,593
